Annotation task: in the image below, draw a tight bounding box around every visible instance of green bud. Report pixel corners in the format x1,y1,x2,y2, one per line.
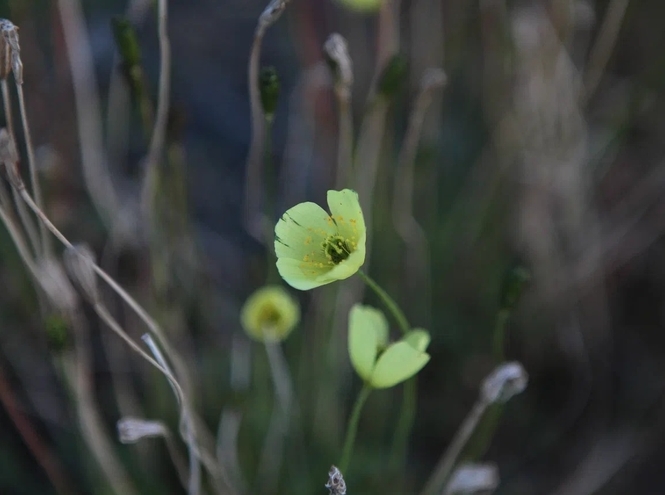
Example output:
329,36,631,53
499,265,531,311
259,66,280,118
111,17,142,69
377,54,408,98
45,314,70,353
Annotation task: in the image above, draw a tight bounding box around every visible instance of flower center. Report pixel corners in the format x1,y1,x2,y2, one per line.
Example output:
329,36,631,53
258,304,282,327
323,235,352,264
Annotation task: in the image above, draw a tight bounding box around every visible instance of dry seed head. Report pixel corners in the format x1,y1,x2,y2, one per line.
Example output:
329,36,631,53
325,465,346,495
444,463,499,494
0,20,22,84
117,417,167,443
481,361,528,404
324,33,353,90
421,67,447,92
257,0,291,35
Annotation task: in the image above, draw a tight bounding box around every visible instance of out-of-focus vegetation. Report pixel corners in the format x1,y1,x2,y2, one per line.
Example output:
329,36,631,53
0,0,664,494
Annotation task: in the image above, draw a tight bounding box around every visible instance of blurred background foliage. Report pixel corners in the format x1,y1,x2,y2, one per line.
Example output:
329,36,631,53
0,0,664,494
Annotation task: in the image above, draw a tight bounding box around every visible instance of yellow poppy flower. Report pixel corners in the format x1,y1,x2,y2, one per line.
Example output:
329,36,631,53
274,189,366,290
241,286,300,343
336,0,383,13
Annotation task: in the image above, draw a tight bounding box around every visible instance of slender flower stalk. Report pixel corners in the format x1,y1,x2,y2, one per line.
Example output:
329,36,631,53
338,383,372,473
357,269,409,334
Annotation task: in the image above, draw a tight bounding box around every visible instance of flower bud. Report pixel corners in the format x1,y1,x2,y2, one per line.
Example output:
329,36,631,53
259,66,280,119
111,17,141,69
499,265,530,312
377,54,408,98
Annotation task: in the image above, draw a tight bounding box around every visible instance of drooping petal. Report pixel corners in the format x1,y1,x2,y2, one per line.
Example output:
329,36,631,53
327,189,366,249
403,328,431,352
370,342,430,389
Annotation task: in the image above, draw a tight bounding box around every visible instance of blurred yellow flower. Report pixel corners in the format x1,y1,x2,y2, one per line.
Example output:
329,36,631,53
336,0,383,13
241,286,300,343
274,189,366,290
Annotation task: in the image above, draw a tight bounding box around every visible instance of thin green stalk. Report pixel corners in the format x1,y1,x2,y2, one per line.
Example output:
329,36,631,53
357,269,417,474
390,375,416,468
357,269,409,334
339,383,372,473
492,308,510,362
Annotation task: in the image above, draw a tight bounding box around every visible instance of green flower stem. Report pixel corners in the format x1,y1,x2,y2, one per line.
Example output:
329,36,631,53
357,269,417,475
357,270,410,334
339,383,373,473
492,308,510,362
389,375,417,469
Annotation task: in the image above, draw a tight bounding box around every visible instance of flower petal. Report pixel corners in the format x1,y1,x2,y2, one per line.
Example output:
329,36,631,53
370,342,430,389
276,258,329,290
348,305,389,381
403,328,431,352
274,202,335,262
327,189,366,248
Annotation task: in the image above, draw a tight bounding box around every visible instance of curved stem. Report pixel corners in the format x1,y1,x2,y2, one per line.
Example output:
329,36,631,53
339,384,372,473
390,376,417,469
357,269,410,334
419,400,489,495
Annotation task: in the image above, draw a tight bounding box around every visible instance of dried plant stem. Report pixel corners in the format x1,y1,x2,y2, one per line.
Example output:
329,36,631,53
217,333,251,493
392,69,445,332
419,400,488,495
1,80,40,258
256,342,293,493
143,335,200,495
56,0,119,230
0,201,38,277
93,304,184,402
63,312,139,495
244,0,290,241
335,95,353,188
164,430,191,489
582,0,630,103
15,184,192,388
324,34,354,188
393,69,446,223
141,0,171,222
16,83,51,255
